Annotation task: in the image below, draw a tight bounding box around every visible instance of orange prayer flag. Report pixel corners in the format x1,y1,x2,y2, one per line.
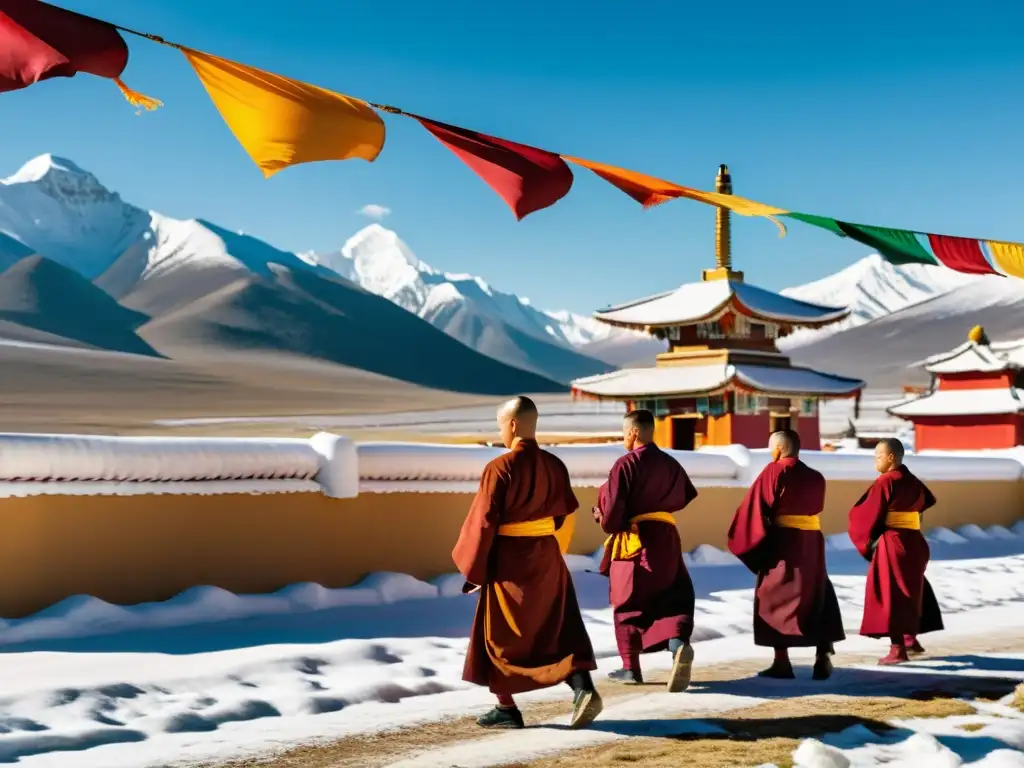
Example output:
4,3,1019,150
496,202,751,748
179,47,385,178
564,155,790,227
562,156,684,208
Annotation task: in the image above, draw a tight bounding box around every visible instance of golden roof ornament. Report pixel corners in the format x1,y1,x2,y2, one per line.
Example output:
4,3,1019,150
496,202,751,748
968,325,989,345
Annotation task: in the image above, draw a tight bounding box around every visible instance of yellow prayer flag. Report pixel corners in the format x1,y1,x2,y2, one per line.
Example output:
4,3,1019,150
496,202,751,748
180,47,385,177
987,240,1024,279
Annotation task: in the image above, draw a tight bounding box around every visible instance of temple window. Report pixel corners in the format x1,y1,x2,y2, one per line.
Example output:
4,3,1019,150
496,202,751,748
666,325,681,341
798,397,816,416
734,392,759,414
696,321,725,339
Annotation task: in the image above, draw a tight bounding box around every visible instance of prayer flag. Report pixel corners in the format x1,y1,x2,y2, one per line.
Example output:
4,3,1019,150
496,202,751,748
562,156,682,207
986,241,1024,280
0,0,159,108
415,116,572,219
835,223,937,266
926,234,999,275
181,47,385,178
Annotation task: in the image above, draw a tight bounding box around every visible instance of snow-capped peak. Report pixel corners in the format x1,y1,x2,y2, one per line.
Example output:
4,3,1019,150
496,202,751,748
0,154,150,278
779,252,982,347
3,154,91,185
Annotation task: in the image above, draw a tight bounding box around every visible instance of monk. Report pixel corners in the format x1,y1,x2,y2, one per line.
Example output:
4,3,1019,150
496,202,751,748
727,429,845,680
848,437,944,665
453,396,602,730
593,409,698,691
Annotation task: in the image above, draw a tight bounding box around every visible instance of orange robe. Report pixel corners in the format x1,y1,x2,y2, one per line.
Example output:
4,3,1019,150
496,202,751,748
453,439,597,695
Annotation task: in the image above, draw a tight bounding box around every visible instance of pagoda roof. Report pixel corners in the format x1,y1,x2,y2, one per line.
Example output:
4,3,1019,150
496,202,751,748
889,387,1024,417
594,279,849,329
571,361,863,400
920,339,1024,375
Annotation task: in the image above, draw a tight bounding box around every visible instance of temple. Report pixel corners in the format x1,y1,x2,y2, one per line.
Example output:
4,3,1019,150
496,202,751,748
570,165,864,450
888,326,1024,451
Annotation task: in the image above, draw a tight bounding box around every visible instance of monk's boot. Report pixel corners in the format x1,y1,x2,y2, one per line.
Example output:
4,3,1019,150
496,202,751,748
607,668,644,685
667,640,695,693
878,644,910,666
904,635,926,656
757,660,796,679
476,706,524,729
568,671,604,729
812,654,834,681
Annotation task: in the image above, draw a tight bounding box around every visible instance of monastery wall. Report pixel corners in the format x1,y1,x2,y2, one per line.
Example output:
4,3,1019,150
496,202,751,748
0,433,1020,618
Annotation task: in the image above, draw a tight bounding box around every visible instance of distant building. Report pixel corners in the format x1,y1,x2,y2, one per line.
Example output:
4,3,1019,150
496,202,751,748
889,326,1024,451
569,165,864,450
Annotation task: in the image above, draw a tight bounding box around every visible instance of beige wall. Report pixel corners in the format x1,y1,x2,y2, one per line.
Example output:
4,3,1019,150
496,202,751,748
0,478,1020,618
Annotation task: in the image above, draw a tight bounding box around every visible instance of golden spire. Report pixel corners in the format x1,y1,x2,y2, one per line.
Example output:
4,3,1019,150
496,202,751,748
715,164,732,270
702,164,744,282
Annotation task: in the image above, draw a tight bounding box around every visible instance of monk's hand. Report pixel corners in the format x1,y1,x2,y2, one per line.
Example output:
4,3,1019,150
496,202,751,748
462,581,482,595
591,505,602,523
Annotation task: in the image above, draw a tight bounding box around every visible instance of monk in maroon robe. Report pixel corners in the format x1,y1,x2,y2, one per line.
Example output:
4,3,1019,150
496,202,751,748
593,409,698,691
453,396,602,730
727,429,845,680
848,437,944,665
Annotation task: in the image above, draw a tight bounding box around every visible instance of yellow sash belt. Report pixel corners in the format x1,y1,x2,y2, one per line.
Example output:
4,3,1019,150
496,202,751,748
603,511,676,562
886,511,921,530
497,513,575,555
775,514,822,531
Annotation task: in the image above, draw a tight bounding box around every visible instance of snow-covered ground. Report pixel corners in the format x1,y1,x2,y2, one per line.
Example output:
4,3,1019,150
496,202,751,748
0,524,1023,767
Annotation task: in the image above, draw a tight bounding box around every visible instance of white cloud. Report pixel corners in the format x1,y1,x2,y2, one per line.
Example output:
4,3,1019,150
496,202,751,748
358,204,391,220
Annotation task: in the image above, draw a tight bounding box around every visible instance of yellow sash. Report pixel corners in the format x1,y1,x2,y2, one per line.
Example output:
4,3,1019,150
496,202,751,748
603,511,677,562
775,514,822,531
497,513,576,555
886,511,921,530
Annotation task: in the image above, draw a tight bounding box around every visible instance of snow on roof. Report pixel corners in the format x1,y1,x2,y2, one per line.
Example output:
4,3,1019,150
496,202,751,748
921,339,1024,375
595,279,849,328
571,361,863,399
888,388,1024,417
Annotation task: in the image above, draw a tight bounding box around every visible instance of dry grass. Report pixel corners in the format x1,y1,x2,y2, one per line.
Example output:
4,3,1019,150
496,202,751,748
1012,682,1024,713
508,697,979,768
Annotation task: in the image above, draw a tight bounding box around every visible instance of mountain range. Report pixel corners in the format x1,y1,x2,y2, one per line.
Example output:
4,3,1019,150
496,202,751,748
1,153,1021,409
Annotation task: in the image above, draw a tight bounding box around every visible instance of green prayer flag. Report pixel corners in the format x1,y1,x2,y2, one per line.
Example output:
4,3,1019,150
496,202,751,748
835,222,937,266
784,212,845,236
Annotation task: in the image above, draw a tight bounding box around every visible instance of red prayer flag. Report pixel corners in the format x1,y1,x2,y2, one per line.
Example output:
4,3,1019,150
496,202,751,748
926,233,1000,276
414,116,573,220
0,0,128,93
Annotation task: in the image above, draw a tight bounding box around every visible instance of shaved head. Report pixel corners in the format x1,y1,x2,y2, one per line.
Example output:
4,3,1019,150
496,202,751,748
622,409,656,450
876,437,905,468
769,429,800,458
496,396,538,447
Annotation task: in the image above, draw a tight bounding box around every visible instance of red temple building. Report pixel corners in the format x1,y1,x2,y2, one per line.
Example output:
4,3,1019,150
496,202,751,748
570,165,864,450
888,326,1024,451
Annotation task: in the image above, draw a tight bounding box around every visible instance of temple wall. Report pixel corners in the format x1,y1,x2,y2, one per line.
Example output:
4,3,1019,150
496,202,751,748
914,415,1022,451
0,434,1021,618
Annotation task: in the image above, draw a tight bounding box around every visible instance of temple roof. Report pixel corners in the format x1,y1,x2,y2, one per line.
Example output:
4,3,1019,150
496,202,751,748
594,279,849,329
921,339,1024,375
889,387,1024,417
571,361,863,400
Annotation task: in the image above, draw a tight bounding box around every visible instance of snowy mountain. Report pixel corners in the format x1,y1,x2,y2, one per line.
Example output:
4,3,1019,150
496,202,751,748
300,224,651,355
788,272,1024,387
779,253,980,348
0,154,609,386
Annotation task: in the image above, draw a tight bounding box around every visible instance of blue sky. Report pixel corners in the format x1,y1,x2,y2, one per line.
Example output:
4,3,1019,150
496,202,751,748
2,0,1022,314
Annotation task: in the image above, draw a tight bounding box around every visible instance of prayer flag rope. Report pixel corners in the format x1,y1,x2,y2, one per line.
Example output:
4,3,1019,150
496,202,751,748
3,0,1022,279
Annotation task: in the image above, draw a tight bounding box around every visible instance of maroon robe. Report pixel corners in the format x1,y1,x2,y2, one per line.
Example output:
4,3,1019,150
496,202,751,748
453,439,597,695
597,443,698,651
727,458,845,648
848,464,944,638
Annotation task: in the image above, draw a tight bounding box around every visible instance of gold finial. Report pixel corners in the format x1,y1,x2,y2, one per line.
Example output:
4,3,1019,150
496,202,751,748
968,325,989,345
702,165,744,282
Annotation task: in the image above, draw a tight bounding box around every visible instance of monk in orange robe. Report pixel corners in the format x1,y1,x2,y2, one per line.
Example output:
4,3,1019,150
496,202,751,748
453,396,602,730
593,409,698,691
848,438,944,665
727,430,845,680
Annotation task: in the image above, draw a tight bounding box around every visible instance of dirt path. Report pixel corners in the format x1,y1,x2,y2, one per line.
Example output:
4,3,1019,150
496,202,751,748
206,630,1024,768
